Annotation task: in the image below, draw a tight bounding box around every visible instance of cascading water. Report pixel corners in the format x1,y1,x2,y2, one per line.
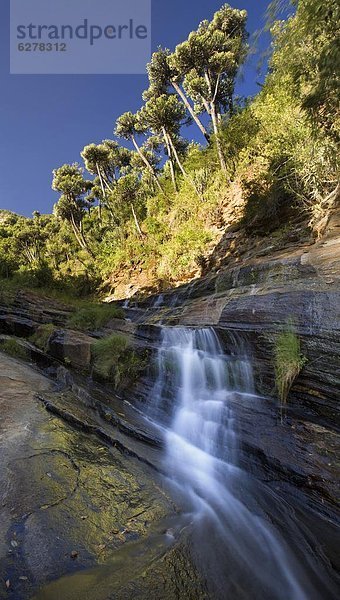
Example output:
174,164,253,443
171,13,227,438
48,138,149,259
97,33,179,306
150,327,330,600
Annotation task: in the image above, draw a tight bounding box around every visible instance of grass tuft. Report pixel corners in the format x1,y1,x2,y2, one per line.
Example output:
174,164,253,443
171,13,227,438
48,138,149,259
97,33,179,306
67,303,124,332
91,333,146,389
274,321,307,419
0,338,30,360
30,323,56,351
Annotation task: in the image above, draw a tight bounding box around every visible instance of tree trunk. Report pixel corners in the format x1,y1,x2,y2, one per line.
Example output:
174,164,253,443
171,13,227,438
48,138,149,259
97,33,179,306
96,162,106,221
100,179,120,226
203,71,227,173
131,135,164,195
70,216,86,250
168,134,202,199
70,213,94,258
210,102,227,173
171,80,209,142
130,203,145,238
167,134,187,178
162,127,177,192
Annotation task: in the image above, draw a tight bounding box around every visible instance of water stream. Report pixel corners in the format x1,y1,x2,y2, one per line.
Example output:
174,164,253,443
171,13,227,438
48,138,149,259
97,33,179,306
150,327,328,600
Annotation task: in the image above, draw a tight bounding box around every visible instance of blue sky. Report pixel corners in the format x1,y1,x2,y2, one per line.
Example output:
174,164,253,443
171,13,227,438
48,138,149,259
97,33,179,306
0,0,271,216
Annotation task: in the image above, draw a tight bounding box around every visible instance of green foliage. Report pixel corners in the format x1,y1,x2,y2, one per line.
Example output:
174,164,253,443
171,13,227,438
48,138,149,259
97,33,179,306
274,322,307,415
269,0,339,141
171,4,247,116
0,2,338,298
158,222,212,279
115,112,141,139
30,324,57,351
0,338,29,360
11,265,55,289
67,303,124,331
91,333,146,389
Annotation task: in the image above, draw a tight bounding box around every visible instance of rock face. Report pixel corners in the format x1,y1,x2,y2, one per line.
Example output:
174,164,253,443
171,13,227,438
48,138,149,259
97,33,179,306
124,209,340,586
0,353,203,600
48,329,93,369
132,210,340,425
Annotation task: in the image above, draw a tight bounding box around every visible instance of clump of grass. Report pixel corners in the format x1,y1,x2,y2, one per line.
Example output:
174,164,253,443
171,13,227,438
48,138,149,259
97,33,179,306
0,282,17,306
30,323,56,351
274,322,307,420
91,333,146,389
1,338,29,360
67,303,124,332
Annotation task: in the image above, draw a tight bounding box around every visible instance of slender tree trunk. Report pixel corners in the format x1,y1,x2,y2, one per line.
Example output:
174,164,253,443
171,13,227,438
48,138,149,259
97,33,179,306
203,71,227,173
130,203,145,238
100,178,120,226
95,162,105,221
168,134,202,199
70,213,95,258
103,177,112,191
210,101,227,173
171,80,209,142
162,127,177,192
70,216,86,250
131,135,164,195
167,134,187,178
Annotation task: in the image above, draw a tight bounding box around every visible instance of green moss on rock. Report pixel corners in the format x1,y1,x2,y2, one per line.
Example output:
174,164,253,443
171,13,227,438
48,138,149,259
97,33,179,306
0,338,30,360
91,333,147,389
30,323,57,352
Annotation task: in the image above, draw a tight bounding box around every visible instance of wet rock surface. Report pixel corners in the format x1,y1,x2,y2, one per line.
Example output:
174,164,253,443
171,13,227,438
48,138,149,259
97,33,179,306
131,212,340,423
123,211,340,595
0,352,205,600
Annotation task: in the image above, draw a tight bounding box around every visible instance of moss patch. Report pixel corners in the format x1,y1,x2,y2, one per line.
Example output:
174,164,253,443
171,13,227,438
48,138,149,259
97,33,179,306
0,338,30,360
30,323,57,352
91,333,147,389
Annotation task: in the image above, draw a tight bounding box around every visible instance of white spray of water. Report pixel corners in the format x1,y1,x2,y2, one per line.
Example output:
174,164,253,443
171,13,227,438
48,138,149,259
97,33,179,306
152,327,320,600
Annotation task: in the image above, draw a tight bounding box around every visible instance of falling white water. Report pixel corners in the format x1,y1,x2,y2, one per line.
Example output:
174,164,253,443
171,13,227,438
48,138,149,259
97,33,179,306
151,327,324,600
152,293,164,308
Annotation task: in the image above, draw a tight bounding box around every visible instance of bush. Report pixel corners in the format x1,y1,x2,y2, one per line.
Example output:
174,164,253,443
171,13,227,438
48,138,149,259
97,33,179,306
274,322,307,419
56,272,102,298
67,303,124,331
11,265,55,289
0,338,29,360
30,323,56,351
91,333,147,389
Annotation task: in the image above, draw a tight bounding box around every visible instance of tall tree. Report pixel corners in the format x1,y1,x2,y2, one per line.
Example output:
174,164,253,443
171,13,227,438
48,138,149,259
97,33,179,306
81,143,111,220
110,173,145,238
12,219,48,266
144,47,209,142
114,112,164,194
171,4,248,172
52,164,94,256
139,95,189,191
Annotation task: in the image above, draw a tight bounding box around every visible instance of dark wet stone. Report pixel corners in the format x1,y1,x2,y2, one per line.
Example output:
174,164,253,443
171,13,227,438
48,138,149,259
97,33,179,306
0,353,175,600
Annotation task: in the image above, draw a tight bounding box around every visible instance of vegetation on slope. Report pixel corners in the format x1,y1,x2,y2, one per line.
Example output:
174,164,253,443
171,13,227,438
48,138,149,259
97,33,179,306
67,304,124,331
274,321,307,418
91,334,147,389
0,1,338,300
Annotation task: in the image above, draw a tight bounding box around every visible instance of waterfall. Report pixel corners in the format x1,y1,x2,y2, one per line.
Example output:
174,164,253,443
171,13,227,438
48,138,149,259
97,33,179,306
152,293,164,308
150,327,323,600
